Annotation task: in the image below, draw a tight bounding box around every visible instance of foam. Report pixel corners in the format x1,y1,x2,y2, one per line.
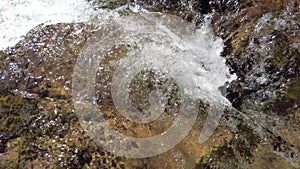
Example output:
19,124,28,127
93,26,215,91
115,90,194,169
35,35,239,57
0,0,95,49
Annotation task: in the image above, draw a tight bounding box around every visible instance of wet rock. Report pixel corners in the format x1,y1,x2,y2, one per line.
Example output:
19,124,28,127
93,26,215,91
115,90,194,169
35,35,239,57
0,133,9,153
0,19,229,168
197,0,300,168
0,0,299,168
0,23,126,168
89,0,128,8
0,23,89,98
196,123,261,168
88,0,213,23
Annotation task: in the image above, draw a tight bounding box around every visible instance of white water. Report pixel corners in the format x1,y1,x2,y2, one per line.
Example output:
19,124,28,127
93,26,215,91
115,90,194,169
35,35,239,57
0,0,236,96
0,0,95,49
71,9,237,157
1,0,237,148
109,11,236,104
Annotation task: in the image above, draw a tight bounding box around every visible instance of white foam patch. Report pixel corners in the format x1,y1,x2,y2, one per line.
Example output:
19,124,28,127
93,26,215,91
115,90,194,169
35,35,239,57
0,0,95,49
71,11,237,154
108,11,237,103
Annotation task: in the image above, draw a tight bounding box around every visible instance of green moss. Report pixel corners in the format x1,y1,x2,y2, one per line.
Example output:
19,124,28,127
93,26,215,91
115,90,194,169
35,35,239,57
271,32,289,69
249,145,298,169
287,77,300,101
0,95,26,107
195,124,260,168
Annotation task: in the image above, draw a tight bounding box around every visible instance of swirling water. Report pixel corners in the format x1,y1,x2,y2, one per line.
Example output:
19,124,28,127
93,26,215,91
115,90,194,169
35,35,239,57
0,0,237,165
1,0,236,109
71,9,237,158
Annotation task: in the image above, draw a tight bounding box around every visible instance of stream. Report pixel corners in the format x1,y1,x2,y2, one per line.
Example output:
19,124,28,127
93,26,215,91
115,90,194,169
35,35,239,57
0,0,299,168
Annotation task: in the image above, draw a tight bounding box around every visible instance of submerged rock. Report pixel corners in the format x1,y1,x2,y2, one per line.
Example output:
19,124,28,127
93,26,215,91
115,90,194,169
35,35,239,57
0,14,230,168
0,0,299,168
197,0,300,168
0,23,130,168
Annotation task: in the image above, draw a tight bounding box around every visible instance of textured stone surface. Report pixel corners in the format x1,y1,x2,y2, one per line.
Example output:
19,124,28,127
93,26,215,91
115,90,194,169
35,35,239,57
0,0,299,168
0,21,228,168
198,0,300,168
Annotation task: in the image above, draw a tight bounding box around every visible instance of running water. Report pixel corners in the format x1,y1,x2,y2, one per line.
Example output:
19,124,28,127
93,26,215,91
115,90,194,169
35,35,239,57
0,0,236,102
0,0,95,49
71,9,236,157
1,0,236,157
1,0,299,167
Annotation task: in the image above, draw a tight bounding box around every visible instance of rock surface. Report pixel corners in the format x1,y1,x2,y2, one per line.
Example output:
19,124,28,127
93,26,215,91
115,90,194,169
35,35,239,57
0,20,230,169
205,1,300,168
0,0,299,168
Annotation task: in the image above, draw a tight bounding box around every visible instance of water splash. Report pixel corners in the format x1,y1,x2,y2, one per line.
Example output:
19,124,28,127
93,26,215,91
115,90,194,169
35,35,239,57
72,9,237,157
0,0,95,49
1,0,237,157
